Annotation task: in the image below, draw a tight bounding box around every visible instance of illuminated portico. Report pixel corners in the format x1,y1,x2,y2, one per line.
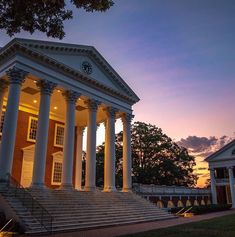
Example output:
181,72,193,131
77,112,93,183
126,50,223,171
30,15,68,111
206,140,235,208
0,38,139,192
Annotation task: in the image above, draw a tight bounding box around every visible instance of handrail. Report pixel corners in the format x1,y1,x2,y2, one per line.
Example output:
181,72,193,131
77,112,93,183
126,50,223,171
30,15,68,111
175,207,185,215
0,219,13,232
5,173,53,233
182,206,193,215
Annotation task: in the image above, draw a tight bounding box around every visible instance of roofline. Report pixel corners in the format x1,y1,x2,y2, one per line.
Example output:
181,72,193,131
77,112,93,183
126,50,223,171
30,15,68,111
205,139,235,162
10,38,140,102
0,38,140,104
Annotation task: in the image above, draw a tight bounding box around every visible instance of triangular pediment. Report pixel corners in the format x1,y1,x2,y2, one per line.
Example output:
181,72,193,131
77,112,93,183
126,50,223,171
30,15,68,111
6,38,139,103
36,51,120,91
205,140,235,162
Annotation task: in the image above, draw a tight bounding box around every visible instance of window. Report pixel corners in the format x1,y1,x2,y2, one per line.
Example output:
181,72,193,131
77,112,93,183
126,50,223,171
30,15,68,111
54,123,65,147
51,151,63,185
27,117,38,142
52,162,62,185
0,110,5,135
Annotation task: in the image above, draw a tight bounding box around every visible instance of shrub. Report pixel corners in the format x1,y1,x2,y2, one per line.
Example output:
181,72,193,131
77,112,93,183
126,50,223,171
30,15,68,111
170,204,231,215
0,211,6,228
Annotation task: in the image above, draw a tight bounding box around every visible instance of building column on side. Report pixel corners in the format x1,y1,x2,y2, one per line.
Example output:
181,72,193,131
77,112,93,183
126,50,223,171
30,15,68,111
122,113,133,192
31,80,57,188
84,99,100,191
103,107,118,192
209,168,218,204
75,126,84,190
61,90,80,189
0,79,8,120
228,167,235,208
0,67,28,181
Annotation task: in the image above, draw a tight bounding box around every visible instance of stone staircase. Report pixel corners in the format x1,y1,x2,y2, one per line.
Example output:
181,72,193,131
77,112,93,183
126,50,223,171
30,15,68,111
0,185,176,234
0,183,47,234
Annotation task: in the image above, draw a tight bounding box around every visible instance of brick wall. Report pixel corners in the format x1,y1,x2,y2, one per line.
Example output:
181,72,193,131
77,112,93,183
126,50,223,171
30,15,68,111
11,110,69,188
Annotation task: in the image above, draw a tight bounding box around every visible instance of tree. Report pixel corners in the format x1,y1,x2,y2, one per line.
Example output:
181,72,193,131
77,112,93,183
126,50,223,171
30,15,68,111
96,121,197,187
0,0,114,39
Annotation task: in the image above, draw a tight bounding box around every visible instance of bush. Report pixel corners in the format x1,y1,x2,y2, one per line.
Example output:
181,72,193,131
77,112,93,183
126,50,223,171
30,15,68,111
170,204,232,215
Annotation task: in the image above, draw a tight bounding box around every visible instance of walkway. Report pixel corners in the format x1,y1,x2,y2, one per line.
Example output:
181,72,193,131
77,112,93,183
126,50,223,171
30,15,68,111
27,209,235,237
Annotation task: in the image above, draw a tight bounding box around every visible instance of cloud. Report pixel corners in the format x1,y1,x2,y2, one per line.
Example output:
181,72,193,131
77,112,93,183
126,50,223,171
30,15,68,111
177,135,233,158
177,135,233,187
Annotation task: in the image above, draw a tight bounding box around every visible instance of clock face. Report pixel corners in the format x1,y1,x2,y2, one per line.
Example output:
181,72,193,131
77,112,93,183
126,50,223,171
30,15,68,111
81,61,92,75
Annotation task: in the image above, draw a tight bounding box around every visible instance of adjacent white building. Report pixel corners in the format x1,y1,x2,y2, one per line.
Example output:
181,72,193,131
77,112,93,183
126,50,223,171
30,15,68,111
205,140,235,208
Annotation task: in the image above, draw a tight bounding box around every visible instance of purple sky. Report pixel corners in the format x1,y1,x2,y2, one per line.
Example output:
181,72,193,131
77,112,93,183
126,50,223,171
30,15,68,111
1,0,235,186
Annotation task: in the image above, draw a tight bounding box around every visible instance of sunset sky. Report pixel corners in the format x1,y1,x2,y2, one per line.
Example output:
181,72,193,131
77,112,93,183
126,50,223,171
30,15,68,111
1,0,235,187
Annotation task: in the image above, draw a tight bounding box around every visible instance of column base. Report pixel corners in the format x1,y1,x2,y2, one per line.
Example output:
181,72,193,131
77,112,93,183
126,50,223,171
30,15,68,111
122,187,132,192
103,186,117,192
75,187,83,191
30,183,46,189
60,184,74,190
84,186,96,192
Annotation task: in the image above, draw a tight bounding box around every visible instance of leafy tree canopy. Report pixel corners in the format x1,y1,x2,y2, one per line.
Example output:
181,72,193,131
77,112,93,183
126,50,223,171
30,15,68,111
96,121,197,187
0,0,114,39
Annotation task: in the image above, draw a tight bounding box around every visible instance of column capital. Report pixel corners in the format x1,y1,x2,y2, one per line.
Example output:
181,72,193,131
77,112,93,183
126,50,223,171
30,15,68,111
227,166,234,170
36,80,57,95
104,107,119,118
121,113,134,124
85,99,101,111
63,90,81,104
6,67,28,85
0,79,8,92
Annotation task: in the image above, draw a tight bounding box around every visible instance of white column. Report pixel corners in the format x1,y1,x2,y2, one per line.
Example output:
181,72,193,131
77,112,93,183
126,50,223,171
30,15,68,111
84,99,100,191
122,113,133,192
31,80,57,188
0,79,8,120
104,107,118,192
61,90,80,189
0,67,28,180
228,167,235,208
209,168,218,204
75,126,84,190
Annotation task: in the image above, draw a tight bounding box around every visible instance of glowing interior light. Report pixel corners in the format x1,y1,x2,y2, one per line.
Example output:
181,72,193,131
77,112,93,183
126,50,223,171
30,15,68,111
54,106,58,110
33,100,37,103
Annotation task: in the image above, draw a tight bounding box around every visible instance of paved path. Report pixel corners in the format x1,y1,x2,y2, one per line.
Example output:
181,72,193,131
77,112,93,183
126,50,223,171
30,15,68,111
29,209,235,237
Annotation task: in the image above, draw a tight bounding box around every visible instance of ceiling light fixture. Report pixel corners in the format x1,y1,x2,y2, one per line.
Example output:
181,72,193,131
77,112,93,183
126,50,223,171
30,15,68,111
33,100,37,103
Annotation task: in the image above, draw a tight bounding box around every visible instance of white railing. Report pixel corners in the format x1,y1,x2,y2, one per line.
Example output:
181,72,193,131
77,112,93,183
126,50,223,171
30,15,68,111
133,183,210,195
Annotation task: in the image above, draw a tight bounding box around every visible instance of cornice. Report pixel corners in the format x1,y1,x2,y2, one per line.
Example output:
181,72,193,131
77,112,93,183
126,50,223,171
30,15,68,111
0,39,139,104
20,39,138,98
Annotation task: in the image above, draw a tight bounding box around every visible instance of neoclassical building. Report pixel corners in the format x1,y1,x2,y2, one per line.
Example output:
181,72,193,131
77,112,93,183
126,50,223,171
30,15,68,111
0,38,139,192
205,139,235,208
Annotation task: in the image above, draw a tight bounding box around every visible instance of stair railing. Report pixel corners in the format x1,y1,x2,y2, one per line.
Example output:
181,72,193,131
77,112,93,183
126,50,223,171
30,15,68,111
0,218,13,233
5,173,53,233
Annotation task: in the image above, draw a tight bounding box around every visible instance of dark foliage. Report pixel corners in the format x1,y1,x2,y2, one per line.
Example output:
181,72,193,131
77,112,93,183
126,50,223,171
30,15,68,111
96,121,197,187
0,0,114,39
170,204,231,215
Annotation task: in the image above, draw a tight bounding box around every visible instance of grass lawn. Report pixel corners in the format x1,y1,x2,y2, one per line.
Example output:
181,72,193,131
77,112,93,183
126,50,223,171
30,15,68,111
122,213,235,237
